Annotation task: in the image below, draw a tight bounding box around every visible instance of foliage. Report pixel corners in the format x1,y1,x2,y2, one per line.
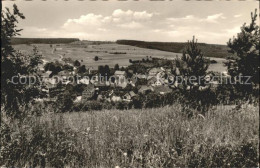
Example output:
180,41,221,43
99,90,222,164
11,37,79,45
94,56,99,61
44,62,62,76
1,4,43,118
128,64,147,74
73,60,81,67
114,63,120,71
77,65,87,74
225,9,259,85
175,36,209,90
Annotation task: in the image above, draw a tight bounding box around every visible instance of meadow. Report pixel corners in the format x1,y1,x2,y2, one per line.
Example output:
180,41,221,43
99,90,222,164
12,41,227,72
1,103,259,167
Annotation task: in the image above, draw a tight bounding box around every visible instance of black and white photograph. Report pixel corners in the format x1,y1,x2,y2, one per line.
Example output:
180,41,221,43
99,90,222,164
1,0,259,167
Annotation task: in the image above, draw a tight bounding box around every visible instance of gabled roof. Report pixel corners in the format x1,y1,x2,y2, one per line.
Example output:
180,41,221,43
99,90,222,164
138,85,152,92
154,86,172,93
148,77,158,83
124,93,131,97
129,91,136,97
149,67,163,74
57,70,71,77
130,76,138,83
114,71,126,76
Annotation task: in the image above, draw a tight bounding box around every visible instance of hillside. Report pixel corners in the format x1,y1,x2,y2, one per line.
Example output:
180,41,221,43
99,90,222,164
11,37,80,45
116,40,230,58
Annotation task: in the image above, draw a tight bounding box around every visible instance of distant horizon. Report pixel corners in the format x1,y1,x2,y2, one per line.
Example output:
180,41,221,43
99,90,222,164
12,37,228,46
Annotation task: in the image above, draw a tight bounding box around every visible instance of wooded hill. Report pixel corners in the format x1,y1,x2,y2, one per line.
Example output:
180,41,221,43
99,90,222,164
116,40,230,58
11,37,80,45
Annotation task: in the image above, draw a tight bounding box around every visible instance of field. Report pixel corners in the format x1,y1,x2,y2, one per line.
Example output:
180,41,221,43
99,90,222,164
2,103,259,167
12,41,227,72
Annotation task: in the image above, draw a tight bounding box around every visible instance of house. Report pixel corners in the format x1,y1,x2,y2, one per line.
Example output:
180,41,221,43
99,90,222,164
88,67,93,74
147,77,163,86
42,70,52,78
148,67,164,77
123,93,131,102
97,95,104,101
82,84,95,100
43,76,58,89
78,78,90,85
154,86,172,95
123,91,137,102
73,96,82,103
129,76,137,87
42,59,49,65
57,71,72,84
111,95,122,102
94,83,109,91
135,74,147,79
129,91,136,98
114,71,126,78
110,76,128,88
138,85,154,94
90,74,99,84
117,77,128,88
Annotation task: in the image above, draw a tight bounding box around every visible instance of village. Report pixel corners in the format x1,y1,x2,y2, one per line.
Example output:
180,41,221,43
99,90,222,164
36,48,220,110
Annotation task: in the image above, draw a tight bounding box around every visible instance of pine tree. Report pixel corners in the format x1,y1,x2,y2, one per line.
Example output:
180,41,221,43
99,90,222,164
174,36,209,90
114,64,119,71
225,9,259,85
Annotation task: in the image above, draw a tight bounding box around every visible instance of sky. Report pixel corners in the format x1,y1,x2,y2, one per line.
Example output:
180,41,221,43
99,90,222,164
2,0,259,44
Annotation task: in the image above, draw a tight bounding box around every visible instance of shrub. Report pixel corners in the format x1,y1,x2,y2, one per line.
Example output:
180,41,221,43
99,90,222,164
1,5,44,118
94,56,99,61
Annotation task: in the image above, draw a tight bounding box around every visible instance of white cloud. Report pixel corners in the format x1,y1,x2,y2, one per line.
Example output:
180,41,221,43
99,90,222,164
167,15,195,22
167,13,226,24
112,9,153,21
133,11,153,20
62,9,154,31
64,13,103,26
225,26,241,34
200,13,226,23
234,14,242,18
118,21,144,29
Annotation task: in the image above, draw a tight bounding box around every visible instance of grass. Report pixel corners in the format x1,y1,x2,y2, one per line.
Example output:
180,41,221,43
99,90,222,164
1,103,259,167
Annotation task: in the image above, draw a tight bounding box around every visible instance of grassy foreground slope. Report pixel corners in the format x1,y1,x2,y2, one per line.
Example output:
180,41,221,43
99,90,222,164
1,104,258,167
117,40,229,58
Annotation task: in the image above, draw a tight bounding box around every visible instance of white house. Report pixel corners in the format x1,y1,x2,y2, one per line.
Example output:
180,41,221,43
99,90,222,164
114,71,126,78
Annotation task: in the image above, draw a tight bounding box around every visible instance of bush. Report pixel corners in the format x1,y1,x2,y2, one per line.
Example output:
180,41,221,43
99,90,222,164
1,5,44,118
94,56,99,61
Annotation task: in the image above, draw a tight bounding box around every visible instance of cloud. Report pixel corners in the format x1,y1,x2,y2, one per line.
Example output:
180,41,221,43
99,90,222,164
200,13,226,23
167,13,226,24
118,21,144,29
32,9,154,40
112,9,153,21
234,14,242,18
19,10,242,44
225,26,241,34
62,9,154,31
63,13,103,27
167,15,195,22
